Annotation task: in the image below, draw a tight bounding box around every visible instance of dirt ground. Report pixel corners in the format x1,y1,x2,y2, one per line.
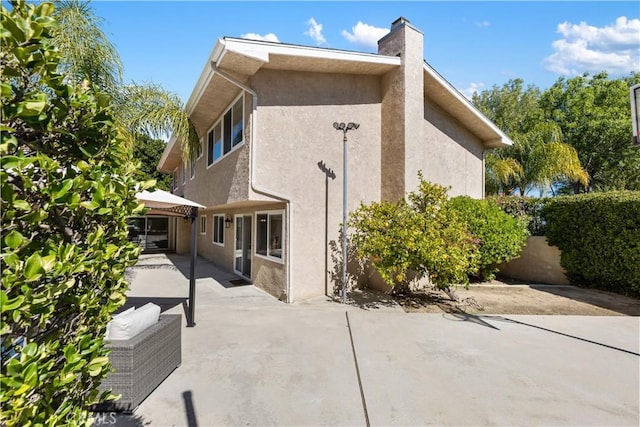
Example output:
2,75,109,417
392,279,640,316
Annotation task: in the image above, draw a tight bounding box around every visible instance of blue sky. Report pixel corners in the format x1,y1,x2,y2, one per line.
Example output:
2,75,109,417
90,1,640,103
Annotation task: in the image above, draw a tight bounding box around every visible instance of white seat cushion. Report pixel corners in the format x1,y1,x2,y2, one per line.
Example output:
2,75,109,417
105,306,136,339
107,303,161,341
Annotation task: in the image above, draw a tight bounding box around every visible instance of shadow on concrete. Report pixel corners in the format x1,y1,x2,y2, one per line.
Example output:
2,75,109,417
346,290,401,311
121,296,188,314
165,253,237,284
529,285,640,316
443,311,640,356
182,390,199,427
442,309,500,330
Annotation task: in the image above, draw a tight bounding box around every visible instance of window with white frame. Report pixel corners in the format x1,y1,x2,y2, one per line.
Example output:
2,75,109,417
172,169,178,191
199,215,207,235
207,95,244,166
181,161,186,185
212,214,225,245
189,153,196,180
256,211,284,261
196,138,203,159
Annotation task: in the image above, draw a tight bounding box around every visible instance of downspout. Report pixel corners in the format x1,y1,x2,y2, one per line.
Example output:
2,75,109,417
210,63,294,303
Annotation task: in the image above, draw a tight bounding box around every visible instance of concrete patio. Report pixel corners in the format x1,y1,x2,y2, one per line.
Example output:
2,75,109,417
101,254,640,427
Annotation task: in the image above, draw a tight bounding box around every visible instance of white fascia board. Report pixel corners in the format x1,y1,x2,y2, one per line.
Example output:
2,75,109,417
184,39,227,115
423,61,513,146
158,135,178,171
223,37,401,66
185,37,400,121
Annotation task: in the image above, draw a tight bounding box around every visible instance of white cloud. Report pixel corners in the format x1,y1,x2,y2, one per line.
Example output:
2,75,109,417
475,21,491,28
461,82,485,99
240,32,280,43
305,17,326,45
544,16,640,75
341,21,389,51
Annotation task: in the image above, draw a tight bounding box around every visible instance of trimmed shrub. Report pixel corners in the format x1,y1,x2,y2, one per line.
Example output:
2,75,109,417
1,2,149,424
490,195,547,236
349,175,477,292
543,191,640,296
449,196,529,281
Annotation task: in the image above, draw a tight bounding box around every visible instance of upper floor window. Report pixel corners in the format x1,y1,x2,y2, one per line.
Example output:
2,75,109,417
207,95,244,167
189,151,196,180
196,139,203,160
181,161,186,185
172,169,178,191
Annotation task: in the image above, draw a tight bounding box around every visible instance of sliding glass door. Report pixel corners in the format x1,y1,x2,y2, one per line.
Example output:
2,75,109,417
234,215,252,278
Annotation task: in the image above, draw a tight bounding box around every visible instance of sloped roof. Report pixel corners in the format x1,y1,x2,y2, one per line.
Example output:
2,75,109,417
159,37,512,171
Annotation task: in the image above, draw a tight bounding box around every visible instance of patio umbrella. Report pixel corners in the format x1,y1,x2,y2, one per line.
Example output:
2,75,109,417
136,190,205,327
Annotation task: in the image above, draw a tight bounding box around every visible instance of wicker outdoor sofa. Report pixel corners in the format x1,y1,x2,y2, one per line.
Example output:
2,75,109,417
94,314,182,413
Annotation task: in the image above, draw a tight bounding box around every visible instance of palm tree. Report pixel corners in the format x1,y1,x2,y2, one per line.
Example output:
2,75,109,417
474,79,588,195
51,0,199,158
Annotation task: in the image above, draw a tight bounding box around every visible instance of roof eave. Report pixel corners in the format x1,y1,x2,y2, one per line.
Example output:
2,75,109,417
422,62,513,148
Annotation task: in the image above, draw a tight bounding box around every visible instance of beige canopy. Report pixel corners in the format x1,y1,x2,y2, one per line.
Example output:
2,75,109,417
136,189,205,217
134,189,203,327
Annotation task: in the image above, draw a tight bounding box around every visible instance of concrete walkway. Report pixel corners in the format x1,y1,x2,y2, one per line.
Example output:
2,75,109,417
105,254,639,427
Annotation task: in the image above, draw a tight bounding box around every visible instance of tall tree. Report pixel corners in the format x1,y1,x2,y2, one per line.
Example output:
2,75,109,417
2,1,148,423
539,71,640,191
133,134,171,190
51,0,199,160
474,79,588,195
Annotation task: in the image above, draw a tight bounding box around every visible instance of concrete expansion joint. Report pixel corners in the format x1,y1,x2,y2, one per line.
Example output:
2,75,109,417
345,311,371,427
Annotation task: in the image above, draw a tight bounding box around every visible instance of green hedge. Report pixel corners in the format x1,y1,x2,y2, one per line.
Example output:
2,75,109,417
489,195,547,236
1,2,148,424
543,191,640,296
449,196,529,281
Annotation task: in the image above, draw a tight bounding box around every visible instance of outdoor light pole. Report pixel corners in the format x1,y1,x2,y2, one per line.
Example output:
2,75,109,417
333,121,359,304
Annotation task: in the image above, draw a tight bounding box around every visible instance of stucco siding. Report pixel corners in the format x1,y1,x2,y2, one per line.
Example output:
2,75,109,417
194,204,287,297
252,69,383,301
421,97,484,198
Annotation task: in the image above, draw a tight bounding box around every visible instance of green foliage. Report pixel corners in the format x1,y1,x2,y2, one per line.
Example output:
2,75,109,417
349,174,476,292
50,0,200,164
449,197,529,281
52,0,123,93
540,72,640,192
474,78,588,195
1,1,149,424
543,191,640,296
490,195,548,236
133,134,170,190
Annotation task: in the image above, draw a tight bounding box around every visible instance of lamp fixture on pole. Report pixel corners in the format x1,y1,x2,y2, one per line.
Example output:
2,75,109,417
333,121,359,304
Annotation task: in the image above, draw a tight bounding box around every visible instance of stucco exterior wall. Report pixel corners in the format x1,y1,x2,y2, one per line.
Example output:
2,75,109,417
498,236,570,285
252,69,383,301
421,98,485,198
175,217,192,255
378,19,425,202
195,203,287,297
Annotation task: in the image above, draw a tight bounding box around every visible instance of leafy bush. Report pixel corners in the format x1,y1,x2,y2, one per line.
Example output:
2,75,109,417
543,191,640,296
1,2,148,424
490,195,547,235
449,196,529,281
349,174,477,292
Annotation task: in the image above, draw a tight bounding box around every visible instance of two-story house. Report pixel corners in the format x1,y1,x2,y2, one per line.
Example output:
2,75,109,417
157,17,512,302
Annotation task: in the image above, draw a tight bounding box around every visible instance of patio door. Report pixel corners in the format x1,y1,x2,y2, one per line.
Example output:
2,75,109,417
234,215,252,278
127,216,169,251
